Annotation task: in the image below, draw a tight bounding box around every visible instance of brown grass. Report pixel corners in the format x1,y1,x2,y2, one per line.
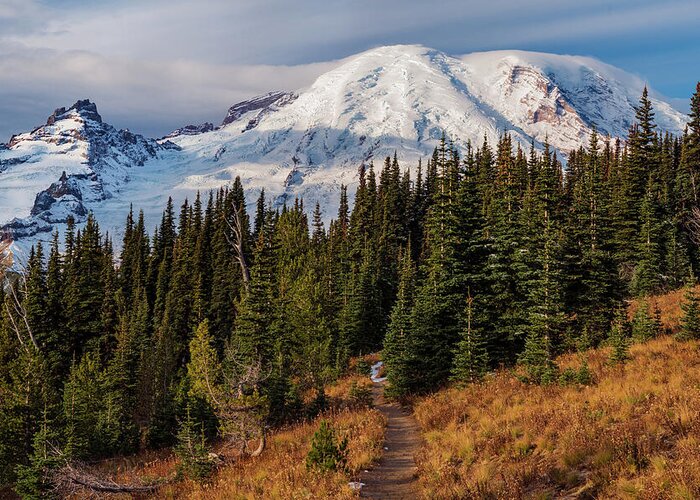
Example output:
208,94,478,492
182,407,385,499
629,285,697,333
69,359,386,499
414,336,700,499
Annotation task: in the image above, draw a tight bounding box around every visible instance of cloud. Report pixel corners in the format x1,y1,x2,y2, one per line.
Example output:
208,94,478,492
0,0,697,141
0,41,338,140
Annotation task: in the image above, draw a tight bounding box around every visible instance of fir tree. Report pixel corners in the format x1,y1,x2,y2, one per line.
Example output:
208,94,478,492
383,246,416,397
451,292,489,384
13,409,61,500
631,300,656,342
677,283,700,341
305,420,348,473
608,308,631,365
174,405,213,480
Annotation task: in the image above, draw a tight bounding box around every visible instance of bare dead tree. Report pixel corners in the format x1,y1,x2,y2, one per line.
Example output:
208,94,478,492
687,206,700,246
4,276,40,353
216,355,269,456
224,204,251,291
52,462,173,497
194,338,269,458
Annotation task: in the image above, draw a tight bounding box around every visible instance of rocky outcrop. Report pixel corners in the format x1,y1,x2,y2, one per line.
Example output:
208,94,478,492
47,99,102,125
162,122,215,139
0,99,172,241
31,171,89,220
221,91,297,128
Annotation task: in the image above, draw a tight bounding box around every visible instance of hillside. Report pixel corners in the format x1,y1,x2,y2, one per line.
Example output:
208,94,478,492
414,315,700,498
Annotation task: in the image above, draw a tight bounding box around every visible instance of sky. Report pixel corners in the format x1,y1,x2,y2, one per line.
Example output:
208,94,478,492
0,0,698,141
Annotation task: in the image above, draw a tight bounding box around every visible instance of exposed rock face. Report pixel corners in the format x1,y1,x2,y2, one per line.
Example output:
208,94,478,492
47,99,102,125
162,122,215,139
221,91,298,128
31,171,90,222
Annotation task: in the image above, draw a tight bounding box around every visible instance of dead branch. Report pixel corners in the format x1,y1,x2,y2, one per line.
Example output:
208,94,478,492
249,434,265,457
5,280,39,352
224,204,251,291
687,206,700,246
46,443,175,497
53,463,173,495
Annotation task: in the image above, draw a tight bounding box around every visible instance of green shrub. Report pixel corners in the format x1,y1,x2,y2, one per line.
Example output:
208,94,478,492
558,367,577,385
306,420,348,473
575,361,593,385
355,359,371,376
348,381,373,407
175,406,214,480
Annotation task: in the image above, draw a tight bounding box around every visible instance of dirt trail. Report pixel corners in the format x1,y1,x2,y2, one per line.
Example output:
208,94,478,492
360,370,421,499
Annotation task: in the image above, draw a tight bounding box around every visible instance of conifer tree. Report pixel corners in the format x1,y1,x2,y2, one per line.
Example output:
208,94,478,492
14,408,61,499
305,420,348,473
174,405,213,480
677,283,700,341
383,246,416,397
451,292,488,384
608,308,631,364
631,300,656,342
63,353,104,459
187,320,219,404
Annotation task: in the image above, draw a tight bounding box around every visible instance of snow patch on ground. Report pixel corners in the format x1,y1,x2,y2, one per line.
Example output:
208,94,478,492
371,361,387,383
348,481,365,491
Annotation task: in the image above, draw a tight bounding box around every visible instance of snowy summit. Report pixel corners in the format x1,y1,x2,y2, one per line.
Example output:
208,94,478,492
0,45,687,257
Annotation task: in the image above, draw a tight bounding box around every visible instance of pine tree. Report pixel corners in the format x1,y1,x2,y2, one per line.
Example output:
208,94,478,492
174,405,213,480
519,144,565,383
608,308,631,364
631,186,663,295
677,283,700,341
451,292,488,384
383,246,416,397
187,320,219,404
305,420,348,473
44,232,68,384
64,213,106,357
13,408,61,499
63,353,105,459
631,300,656,342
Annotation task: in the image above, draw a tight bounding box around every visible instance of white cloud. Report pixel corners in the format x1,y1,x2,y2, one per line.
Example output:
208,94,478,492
0,0,697,140
0,41,339,140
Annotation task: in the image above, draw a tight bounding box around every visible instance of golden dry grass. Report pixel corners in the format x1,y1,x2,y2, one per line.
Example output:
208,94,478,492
628,285,700,333
76,360,386,500
414,336,700,499
180,407,385,499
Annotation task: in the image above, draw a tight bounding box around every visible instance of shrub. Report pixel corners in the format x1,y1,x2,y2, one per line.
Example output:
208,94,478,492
355,359,371,376
305,420,348,473
575,361,593,385
558,367,577,385
348,381,373,408
175,406,215,480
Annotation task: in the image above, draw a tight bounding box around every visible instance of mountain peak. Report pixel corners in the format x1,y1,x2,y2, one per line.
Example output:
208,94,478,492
0,46,690,255
47,99,102,126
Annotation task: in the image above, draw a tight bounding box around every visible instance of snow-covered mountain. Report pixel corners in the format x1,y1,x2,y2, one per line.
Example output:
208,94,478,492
0,100,177,244
0,45,688,258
